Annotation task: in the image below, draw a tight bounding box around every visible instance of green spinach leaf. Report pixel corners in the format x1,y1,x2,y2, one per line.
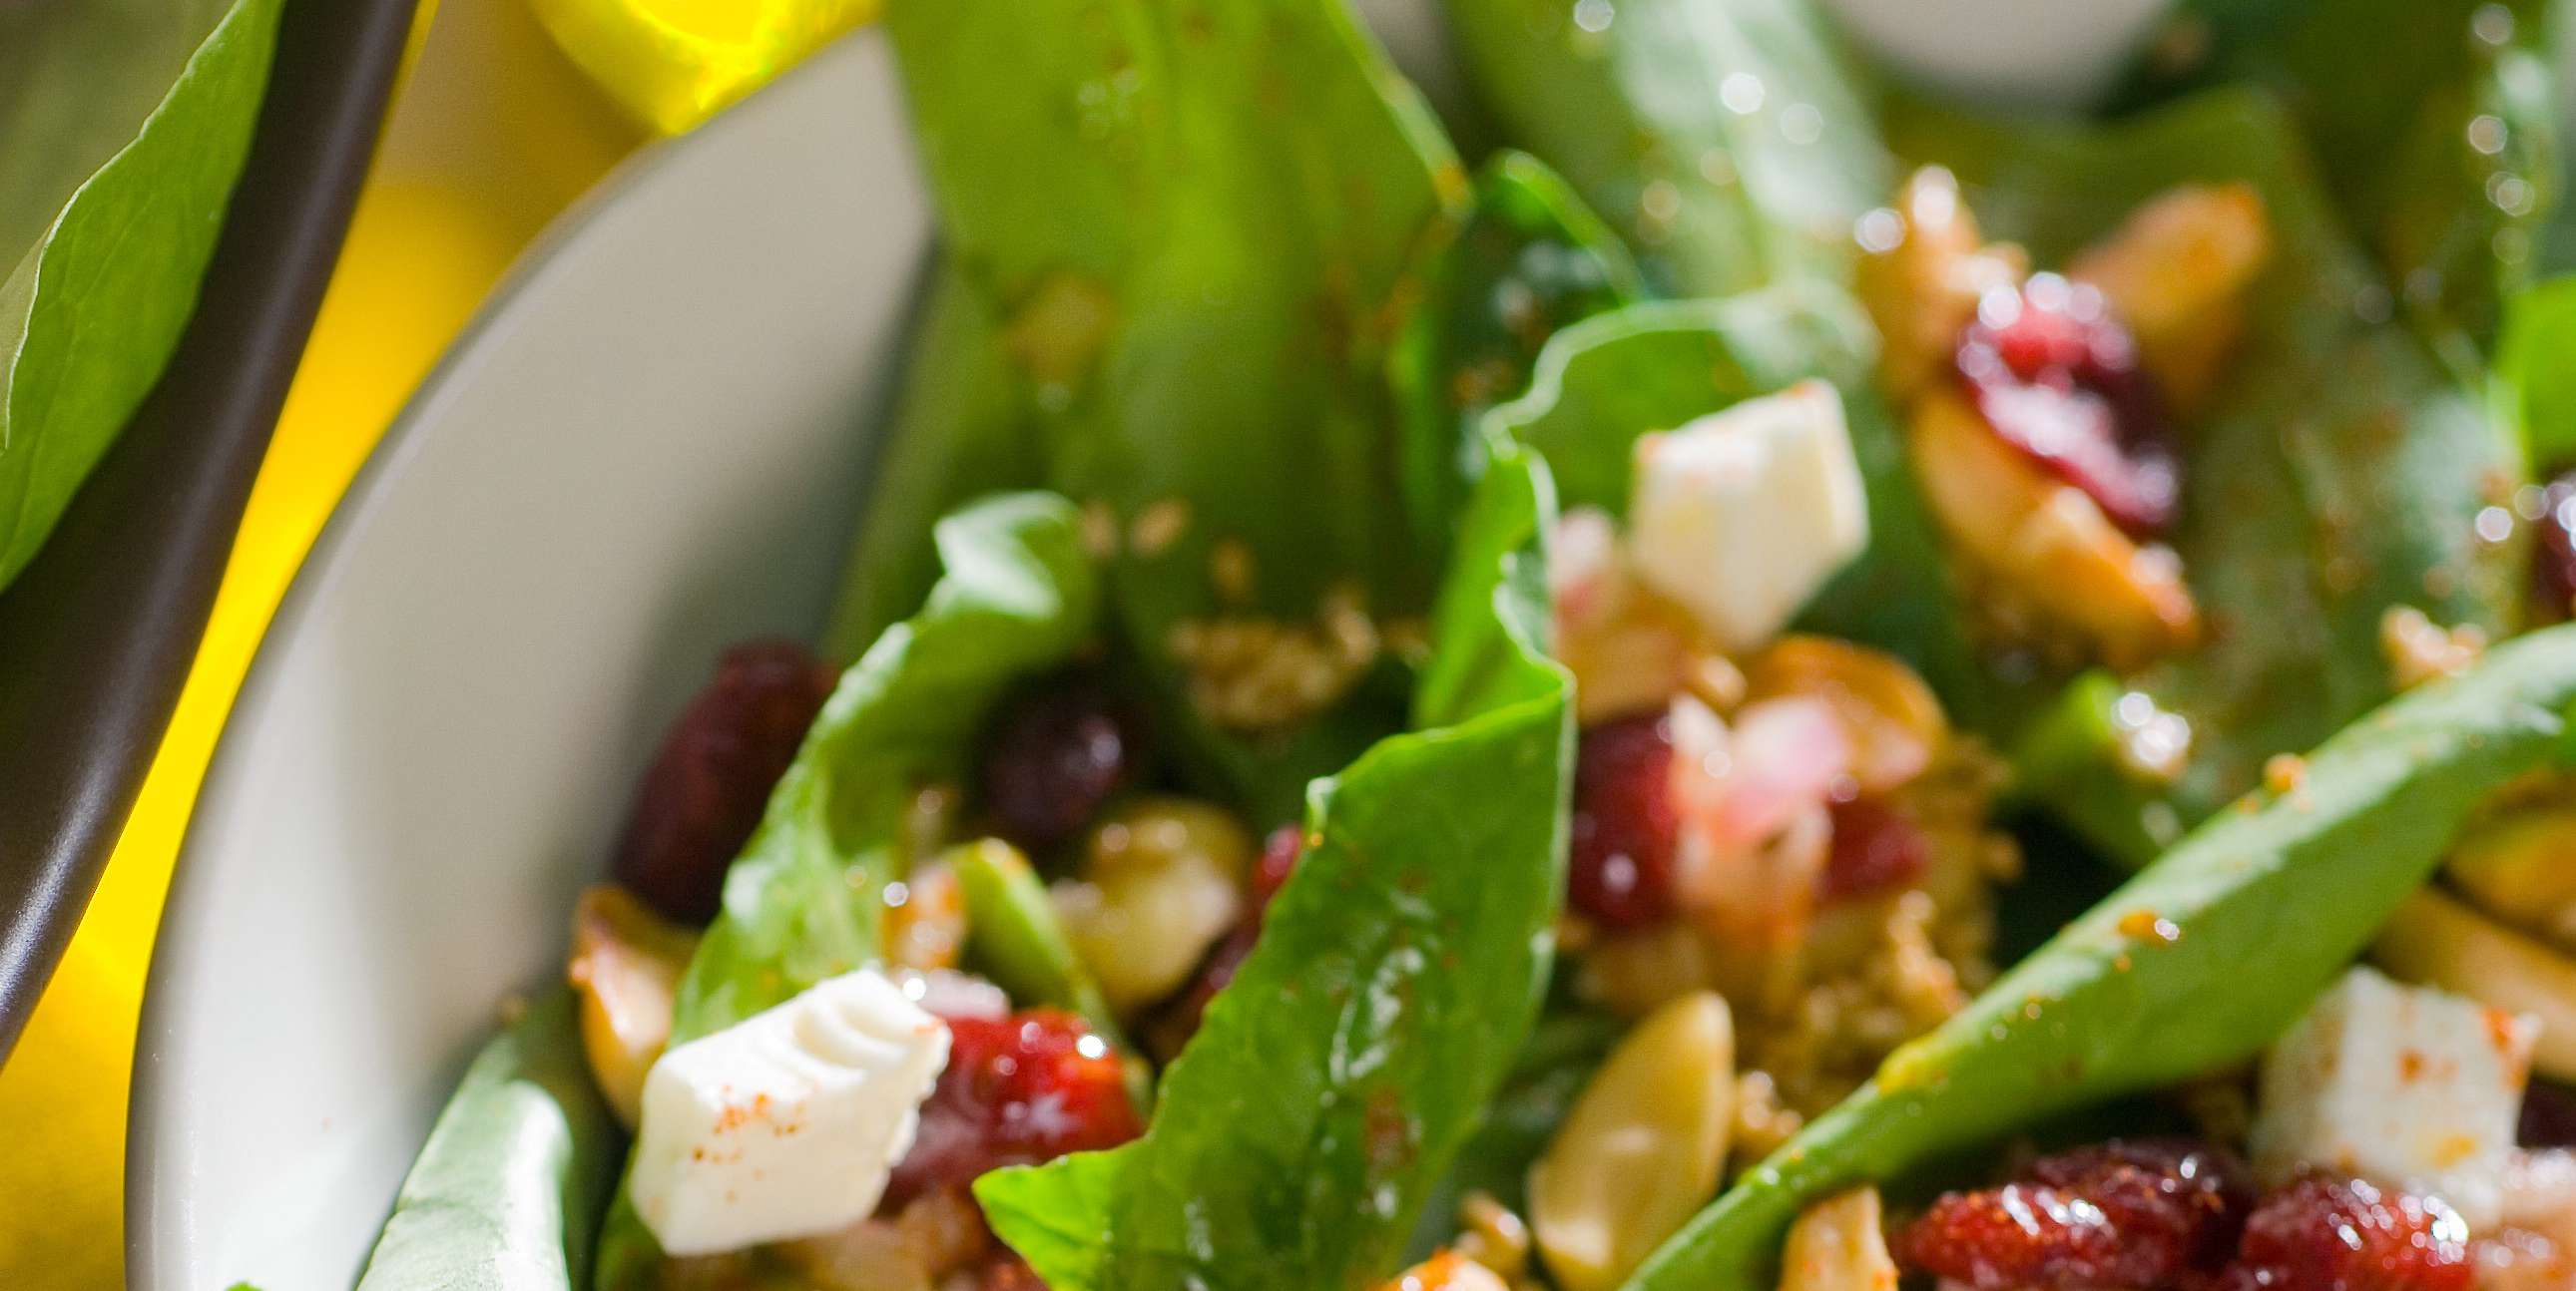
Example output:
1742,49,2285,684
823,265,1042,659
975,439,1574,1291
1391,151,1644,557
0,0,284,589
2118,0,2561,350
1442,0,1888,298
355,990,623,1291
883,0,1464,822
1627,622,2576,1291
2503,274,2576,470
592,492,1100,1284
1901,91,2525,862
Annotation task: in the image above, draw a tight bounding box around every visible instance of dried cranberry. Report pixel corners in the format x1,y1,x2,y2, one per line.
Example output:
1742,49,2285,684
977,673,1137,853
2522,1080,2576,1147
1897,1139,2250,1289
611,640,838,923
888,1009,1140,1204
1817,797,1932,903
2530,474,2576,622
1150,827,1303,1056
1955,274,2180,534
980,1255,1048,1291
1568,711,1682,929
1252,824,1303,909
2222,1173,2471,1291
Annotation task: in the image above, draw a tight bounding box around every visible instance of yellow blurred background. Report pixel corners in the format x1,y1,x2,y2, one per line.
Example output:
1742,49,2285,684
0,0,862,1279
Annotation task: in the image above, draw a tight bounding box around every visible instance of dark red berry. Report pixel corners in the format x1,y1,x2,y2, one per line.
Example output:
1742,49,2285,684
1252,825,1303,909
2521,1079,2576,1147
1897,1139,2250,1290
1151,827,1304,1056
887,1009,1140,1204
977,673,1137,853
1955,274,2180,534
2222,1173,2471,1291
980,1255,1048,1291
1818,797,1932,903
1569,711,1682,929
611,640,838,923
2529,474,2576,622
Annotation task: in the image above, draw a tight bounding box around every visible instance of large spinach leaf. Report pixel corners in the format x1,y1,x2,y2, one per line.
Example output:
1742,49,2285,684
1903,91,2525,861
1442,0,1888,298
975,439,1574,1291
2503,275,2576,470
2118,0,2563,351
590,493,1099,1284
354,991,624,1291
1485,288,1986,721
882,0,1463,822
1626,623,2576,1291
823,266,1042,659
1391,152,1644,565
0,0,283,589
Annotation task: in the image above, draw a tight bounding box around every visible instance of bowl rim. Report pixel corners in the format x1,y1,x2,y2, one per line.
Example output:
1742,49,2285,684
121,31,908,1282
0,0,425,1058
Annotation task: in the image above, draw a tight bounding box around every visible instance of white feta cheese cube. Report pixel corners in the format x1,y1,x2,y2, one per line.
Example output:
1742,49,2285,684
2252,967,2536,1230
1627,381,1868,652
629,967,951,1256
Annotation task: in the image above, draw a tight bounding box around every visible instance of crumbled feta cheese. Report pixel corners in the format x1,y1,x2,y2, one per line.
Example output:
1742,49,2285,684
2251,967,2536,1229
1627,381,1868,652
629,967,951,1256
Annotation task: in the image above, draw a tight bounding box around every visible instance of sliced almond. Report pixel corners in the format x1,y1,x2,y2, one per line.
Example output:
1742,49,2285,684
1530,992,1736,1291
568,884,699,1127
1777,1187,1900,1291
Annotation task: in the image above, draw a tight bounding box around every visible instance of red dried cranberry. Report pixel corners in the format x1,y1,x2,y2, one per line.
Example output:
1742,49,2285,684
2222,1173,2471,1291
980,1255,1048,1291
1569,711,1682,929
887,1009,1140,1204
2522,1079,2576,1147
1152,827,1304,1054
1897,1139,2250,1289
2530,475,2576,622
977,673,1137,853
1955,274,2180,535
611,640,838,923
1252,825,1303,909
1817,797,1932,903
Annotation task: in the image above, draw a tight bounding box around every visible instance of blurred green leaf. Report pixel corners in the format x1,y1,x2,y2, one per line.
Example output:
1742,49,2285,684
0,0,284,590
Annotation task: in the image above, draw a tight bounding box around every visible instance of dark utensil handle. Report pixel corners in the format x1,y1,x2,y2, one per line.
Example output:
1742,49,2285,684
0,0,422,1061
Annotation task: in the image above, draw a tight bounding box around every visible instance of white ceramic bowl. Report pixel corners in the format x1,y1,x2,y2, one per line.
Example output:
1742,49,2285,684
130,34,928,1288
129,3,2575,1286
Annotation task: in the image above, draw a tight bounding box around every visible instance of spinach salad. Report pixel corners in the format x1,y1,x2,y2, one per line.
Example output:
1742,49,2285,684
355,1,2576,1289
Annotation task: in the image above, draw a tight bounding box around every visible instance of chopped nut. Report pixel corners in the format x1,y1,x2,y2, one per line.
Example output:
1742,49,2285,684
1532,993,1737,1291
568,885,700,1128
2382,605,2487,690
1169,584,1381,732
1776,1187,1900,1291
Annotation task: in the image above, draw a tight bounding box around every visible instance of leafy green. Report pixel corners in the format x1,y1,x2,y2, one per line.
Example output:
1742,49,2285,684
355,991,624,1291
2117,0,2562,350
1442,0,1888,298
1900,91,2526,861
1391,152,1643,554
883,0,1464,821
975,439,1574,1291
1627,622,2576,1291
948,838,1126,1052
2502,274,2576,470
824,265,1042,658
1483,288,1986,718
592,493,1100,1285
0,0,284,590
